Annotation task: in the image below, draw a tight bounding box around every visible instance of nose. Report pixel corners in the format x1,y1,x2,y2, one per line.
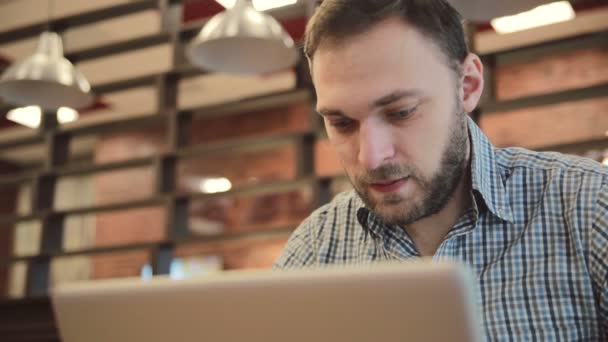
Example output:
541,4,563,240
357,119,395,170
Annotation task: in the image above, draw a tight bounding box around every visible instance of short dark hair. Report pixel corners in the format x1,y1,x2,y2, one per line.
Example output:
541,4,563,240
304,0,469,73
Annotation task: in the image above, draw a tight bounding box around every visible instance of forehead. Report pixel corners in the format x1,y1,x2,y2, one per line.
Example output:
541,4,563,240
311,17,454,113
312,17,449,79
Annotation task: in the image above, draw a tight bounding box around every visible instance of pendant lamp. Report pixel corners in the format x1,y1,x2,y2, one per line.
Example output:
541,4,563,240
186,0,299,74
0,31,93,110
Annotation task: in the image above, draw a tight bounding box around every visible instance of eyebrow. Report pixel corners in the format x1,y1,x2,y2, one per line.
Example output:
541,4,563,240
317,89,422,117
372,90,421,108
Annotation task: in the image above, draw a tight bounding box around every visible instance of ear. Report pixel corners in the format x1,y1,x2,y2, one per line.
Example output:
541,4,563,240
460,53,484,113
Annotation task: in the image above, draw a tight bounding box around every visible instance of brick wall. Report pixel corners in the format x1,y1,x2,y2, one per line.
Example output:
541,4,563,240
481,97,608,149
90,100,316,278
495,47,608,101
483,46,608,150
189,101,311,144
175,235,289,270
92,127,167,279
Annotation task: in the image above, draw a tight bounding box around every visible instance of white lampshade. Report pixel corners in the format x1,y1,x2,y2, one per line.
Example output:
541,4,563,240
0,31,93,110
187,0,299,74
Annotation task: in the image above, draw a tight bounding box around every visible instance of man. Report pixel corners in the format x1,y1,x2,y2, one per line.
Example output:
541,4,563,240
273,0,608,340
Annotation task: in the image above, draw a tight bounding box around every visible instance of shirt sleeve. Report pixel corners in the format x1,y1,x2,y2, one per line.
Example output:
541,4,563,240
273,215,319,270
591,179,608,335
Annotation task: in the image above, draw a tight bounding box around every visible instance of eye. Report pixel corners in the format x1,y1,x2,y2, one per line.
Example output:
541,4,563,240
388,106,418,120
328,118,355,131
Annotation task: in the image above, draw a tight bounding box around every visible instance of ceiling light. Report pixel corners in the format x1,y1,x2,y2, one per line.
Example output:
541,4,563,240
491,1,575,34
6,105,79,128
215,0,297,11
6,106,42,128
57,106,78,123
199,177,232,194
187,0,298,74
0,32,93,110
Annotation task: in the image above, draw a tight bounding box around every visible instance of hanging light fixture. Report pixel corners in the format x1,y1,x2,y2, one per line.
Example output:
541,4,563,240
186,0,299,74
0,0,93,111
6,105,79,129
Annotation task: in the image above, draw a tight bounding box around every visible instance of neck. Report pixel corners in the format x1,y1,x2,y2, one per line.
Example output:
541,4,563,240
405,138,473,257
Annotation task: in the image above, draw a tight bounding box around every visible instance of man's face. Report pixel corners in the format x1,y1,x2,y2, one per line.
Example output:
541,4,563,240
312,17,470,226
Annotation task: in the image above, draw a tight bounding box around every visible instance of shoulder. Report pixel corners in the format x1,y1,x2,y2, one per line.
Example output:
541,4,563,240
494,147,606,231
495,147,607,200
299,189,361,240
273,190,360,269
495,146,608,178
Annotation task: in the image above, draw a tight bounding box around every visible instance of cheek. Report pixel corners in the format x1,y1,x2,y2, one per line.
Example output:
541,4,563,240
329,135,359,172
397,111,451,174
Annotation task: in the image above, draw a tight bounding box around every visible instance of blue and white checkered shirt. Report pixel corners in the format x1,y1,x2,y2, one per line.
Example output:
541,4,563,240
274,117,608,341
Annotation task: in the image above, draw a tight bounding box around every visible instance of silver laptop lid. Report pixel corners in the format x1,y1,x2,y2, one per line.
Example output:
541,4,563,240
52,261,483,342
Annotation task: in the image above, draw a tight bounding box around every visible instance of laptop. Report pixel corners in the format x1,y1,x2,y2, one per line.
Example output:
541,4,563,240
51,261,484,342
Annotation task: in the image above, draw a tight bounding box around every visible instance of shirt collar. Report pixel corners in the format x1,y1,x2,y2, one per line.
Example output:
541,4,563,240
356,205,387,239
467,116,514,223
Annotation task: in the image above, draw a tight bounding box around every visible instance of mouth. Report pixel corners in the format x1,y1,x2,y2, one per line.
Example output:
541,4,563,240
369,177,409,193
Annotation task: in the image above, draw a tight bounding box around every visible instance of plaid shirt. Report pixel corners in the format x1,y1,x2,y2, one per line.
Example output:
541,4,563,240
274,118,608,341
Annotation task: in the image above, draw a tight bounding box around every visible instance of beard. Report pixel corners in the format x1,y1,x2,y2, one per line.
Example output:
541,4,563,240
350,109,469,227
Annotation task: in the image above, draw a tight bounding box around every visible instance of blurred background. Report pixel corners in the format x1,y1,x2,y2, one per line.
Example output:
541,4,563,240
0,0,606,340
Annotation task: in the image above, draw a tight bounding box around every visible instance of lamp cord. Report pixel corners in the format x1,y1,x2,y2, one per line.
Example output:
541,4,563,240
46,0,54,32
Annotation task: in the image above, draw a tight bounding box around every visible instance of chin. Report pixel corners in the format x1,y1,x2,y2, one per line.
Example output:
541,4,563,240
373,201,415,225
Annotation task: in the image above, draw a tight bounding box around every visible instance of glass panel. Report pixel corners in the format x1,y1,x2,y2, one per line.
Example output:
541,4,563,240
178,145,297,193
51,251,152,286
189,100,311,145
0,142,44,171
178,72,296,111
140,256,223,281
51,256,93,287
188,187,313,236
90,250,152,280
92,125,166,164
62,214,96,252
496,47,608,101
64,10,160,52
77,44,172,86
0,0,135,33
12,220,42,257
175,235,289,271
53,166,156,211
94,206,166,248
11,181,33,216
7,261,27,299
480,97,608,149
